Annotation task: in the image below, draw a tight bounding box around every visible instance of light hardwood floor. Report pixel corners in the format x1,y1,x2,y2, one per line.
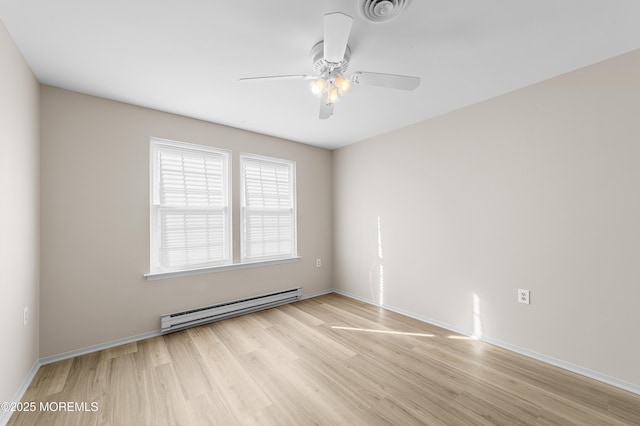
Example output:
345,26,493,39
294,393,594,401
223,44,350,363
8,293,640,425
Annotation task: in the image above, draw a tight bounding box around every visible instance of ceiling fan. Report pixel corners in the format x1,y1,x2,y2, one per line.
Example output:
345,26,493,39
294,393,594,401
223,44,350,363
240,10,420,119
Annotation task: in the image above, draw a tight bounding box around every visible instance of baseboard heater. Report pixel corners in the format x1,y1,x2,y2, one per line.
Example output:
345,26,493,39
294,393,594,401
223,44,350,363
160,287,302,333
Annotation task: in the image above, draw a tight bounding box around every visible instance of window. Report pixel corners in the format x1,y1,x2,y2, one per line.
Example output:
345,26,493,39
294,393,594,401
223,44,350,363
147,141,298,279
150,138,231,273
240,154,296,262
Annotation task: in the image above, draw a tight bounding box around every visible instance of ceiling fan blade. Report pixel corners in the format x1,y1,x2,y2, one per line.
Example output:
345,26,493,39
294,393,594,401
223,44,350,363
323,12,353,63
239,75,315,82
319,100,334,119
352,72,420,90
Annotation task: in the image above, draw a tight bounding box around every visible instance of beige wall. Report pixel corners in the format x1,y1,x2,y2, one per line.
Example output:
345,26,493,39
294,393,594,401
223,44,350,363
0,21,40,411
333,49,640,388
39,86,333,357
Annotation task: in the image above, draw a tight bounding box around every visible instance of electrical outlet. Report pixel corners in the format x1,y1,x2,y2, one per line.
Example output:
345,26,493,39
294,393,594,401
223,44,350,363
518,289,530,305
316,258,321,268
23,307,29,326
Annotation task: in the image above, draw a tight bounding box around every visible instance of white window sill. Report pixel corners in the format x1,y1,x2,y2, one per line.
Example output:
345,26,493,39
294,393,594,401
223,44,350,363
144,256,301,281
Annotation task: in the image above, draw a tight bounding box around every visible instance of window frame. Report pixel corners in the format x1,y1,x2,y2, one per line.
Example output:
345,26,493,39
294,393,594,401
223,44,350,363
239,153,297,263
149,137,232,274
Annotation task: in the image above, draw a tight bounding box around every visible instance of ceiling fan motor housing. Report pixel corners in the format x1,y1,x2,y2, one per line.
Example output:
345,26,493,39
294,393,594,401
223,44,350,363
311,41,351,73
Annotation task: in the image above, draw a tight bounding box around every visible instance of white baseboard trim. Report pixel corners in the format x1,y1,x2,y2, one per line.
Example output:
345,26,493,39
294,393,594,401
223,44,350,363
385,302,471,338
1,360,40,426
330,288,370,304
300,288,334,300
480,336,640,396
332,289,640,396
39,330,162,366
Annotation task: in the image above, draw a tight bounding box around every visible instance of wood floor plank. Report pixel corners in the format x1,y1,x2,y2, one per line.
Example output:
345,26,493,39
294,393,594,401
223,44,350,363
7,293,640,425
261,307,358,361
187,325,272,420
150,362,196,426
276,302,326,327
609,391,640,425
109,353,144,423
239,346,340,424
209,315,263,356
161,331,213,401
19,358,73,402
137,334,172,368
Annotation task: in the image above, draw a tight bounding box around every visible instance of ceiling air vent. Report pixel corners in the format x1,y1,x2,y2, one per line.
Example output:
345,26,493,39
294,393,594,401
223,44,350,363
359,0,412,23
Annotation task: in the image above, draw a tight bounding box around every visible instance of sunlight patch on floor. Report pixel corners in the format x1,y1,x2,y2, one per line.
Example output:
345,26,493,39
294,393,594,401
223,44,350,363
332,325,434,337
447,335,478,340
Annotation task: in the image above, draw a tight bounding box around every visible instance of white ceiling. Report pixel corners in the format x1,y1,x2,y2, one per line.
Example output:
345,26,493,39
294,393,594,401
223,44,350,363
1,0,640,149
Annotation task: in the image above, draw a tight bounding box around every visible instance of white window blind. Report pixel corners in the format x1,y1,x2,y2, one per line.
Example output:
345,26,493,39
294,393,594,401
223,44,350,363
240,154,296,262
150,139,230,273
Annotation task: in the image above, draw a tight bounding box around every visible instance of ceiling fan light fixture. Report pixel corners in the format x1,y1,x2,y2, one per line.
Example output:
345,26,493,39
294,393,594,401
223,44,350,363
335,75,352,94
326,86,340,104
310,77,328,95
